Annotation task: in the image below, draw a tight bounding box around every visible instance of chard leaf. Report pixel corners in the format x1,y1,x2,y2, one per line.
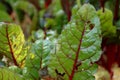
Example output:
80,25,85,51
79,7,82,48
0,67,24,80
97,8,116,37
24,39,53,79
0,22,25,67
49,4,101,80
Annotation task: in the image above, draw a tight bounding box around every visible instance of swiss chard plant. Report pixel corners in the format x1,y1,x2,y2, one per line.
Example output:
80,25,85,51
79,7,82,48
49,4,102,80
0,3,102,80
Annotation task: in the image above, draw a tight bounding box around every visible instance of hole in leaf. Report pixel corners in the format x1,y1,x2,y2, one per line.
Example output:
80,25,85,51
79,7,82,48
13,44,16,48
87,20,91,24
89,23,95,30
55,69,65,77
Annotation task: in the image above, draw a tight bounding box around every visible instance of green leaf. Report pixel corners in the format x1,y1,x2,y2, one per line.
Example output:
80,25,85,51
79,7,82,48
9,65,22,74
0,3,7,12
49,3,101,80
97,8,116,37
0,22,25,67
24,39,53,79
0,11,12,22
0,67,24,80
31,29,45,41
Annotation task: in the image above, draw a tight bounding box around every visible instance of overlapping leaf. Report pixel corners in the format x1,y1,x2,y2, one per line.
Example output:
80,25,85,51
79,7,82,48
97,8,116,37
0,67,24,80
49,4,101,80
0,22,25,67
23,39,53,79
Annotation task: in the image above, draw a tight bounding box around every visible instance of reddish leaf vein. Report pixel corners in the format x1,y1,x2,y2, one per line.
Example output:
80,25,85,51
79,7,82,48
69,23,86,80
6,25,19,66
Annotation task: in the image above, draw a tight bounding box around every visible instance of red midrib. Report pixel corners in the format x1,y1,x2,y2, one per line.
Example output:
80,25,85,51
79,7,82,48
69,23,86,80
6,26,19,66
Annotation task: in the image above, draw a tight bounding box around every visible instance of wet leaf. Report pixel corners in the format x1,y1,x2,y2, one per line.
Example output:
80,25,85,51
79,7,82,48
49,4,102,80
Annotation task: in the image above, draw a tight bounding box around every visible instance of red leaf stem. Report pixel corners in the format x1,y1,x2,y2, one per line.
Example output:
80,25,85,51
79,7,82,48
113,0,119,21
99,0,105,12
97,38,120,80
45,0,52,9
6,25,19,66
117,45,120,67
69,23,86,80
61,0,71,21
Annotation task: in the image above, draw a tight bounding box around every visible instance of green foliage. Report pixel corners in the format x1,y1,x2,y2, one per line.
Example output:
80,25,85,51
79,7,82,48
0,67,24,80
23,39,53,79
0,3,7,12
0,1,104,80
49,4,101,80
31,29,45,41
0,22,25,67
39,0,68,34
45,10,68,34
105,0,115,12
97,8,116,37
0,11,12,22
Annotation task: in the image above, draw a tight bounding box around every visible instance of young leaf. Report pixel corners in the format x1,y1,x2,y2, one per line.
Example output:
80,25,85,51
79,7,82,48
0,22,25,67
0,67,24,80
49,4,101,80
24,39,53,79
97,8,116,37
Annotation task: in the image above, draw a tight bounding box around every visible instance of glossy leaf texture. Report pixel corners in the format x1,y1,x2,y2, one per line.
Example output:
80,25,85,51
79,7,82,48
97,8,116,37
0,22,25,67
23,39,53,79
0,67,24,80
49,4,102,80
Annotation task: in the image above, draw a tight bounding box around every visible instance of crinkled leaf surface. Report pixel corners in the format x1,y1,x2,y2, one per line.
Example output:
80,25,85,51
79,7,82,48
24,39,53,79
97,8,116,37
49,4,101,80
0,22,25,67
0,67,24,80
